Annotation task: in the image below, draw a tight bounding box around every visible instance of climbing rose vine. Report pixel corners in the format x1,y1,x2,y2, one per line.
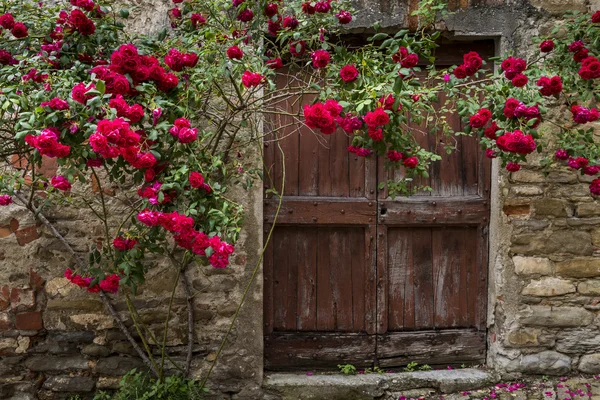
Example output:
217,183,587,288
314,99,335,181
0,1,599,297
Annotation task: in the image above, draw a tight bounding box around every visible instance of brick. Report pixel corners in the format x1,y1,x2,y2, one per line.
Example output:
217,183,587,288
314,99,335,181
0,313,12,331
504,204,530,216
9,218,19,232
0,227,11,238
15,311,43,331
0,286,9,311
10,288,35,312
29,269,44,291
14,225,40,246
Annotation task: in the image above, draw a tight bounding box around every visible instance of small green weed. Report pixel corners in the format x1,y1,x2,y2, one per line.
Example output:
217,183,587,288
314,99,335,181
338,364,357,375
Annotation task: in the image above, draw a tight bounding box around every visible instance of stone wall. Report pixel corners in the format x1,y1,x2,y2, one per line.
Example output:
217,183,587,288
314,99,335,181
3,1,600,399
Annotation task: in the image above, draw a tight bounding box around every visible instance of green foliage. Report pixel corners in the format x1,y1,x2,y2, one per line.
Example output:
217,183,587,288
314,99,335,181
338,364,357,375
403,361,419,372
93,370,206,400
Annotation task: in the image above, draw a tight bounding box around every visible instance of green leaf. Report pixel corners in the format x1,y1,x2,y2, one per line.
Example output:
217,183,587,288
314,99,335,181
369,33,389,42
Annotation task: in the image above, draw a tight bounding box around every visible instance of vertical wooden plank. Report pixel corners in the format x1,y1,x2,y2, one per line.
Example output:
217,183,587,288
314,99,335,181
436,92,464,197
476,226,489,331
349,146,366,198
278,114,300,196
298,129,319,196
273,227,290,330
465,227,478,327
330,130,350,197
297,228,317,331
365,156,377,201
285,229,299,329
433,228,463,328
413,228,433,329
387,229,410,331
461,133,480,196
317,135,333,196
458,228,469,327
376,225,388,334
365,225,377,335
351,228,366,331
317,229,334,330
330,230,354,330
402,227,416,330
263,224,274,334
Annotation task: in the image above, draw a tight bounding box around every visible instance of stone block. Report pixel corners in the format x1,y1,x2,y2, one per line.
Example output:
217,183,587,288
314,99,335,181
70,313,114,330
530,0,587,14
579,354,600,374
519,306,593,327
42,376,95,392
94,356,144,376
557,257,600,278
521,277,575,297
556,330,600,353
506,328,540,347
578,280,600,295
578,202,600,217
45,278,74,298
81,344,111,357
533,199,571,217
96,377,121,390
511,170,546,183
507,351,571,375
509,186,544,197
513,256,553,276
46,299,103,312
547,231,593,256
24,356,90,372
15,312,43,331
547,170,578,184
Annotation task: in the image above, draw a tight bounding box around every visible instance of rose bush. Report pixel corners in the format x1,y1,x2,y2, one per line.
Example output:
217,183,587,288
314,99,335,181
1,0,600,383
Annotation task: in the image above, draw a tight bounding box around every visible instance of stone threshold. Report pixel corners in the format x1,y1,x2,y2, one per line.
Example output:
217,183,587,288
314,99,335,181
263,369,498,400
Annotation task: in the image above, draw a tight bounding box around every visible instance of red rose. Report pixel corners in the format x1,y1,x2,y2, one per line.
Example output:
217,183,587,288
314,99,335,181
11,22,28,38
336,10,352,24
227,45,244,60
568,40,585,53
314,1,331,13
503,98,520,118
590,178,600,196
189,171,205,188
555,149,569,160
127,104,145,123
110,74,131,95
0,13,15,29
303,102,336,135
311,49,330,68
463,51,482,71
165,48,184,71
364,107,390,128
241,70,264,87
78,19,96,36
469,114,486,128
283,16,298,29
540,40,554,52
183,53,198,68
338,64,359,83
506,162,521,172
403,156,419,168
574,49,589,62
368,127,383,142
51,175,72,191
453,65,467,79
237,9,254,22
191,13,206,27
484,122,500,139
157,73,179,91
302,2,315,14
324,99,342,117
267,57,284,69
387,150,403,162
401,53,419,69
511,74,528,87
593,11,600,23
264,3,278,17
584,166,600,176
178,127,198,143
289,40,306,57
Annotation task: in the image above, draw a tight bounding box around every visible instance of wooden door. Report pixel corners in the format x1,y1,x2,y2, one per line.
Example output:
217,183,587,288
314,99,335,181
263,41,494,371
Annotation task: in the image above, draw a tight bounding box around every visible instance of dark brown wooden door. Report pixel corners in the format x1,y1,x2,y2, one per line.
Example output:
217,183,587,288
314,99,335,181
263,41,493,371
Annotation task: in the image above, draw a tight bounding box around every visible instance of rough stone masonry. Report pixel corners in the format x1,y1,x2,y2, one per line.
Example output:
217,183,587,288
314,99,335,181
3,1,600,399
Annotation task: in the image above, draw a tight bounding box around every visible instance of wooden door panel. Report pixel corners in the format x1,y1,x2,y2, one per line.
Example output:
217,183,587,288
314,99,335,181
264,333,376,370
269,226,373,333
